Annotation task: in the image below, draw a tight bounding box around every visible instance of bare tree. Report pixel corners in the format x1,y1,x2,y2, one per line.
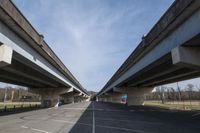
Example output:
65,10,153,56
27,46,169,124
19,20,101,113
155,86,166,104
186,84,194,106
170,87,176,104
177,82,182,102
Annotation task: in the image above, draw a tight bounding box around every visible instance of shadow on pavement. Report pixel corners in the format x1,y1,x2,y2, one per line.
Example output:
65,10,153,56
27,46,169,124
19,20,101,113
0,105,43,116
69,101,200,133
69,102,93,133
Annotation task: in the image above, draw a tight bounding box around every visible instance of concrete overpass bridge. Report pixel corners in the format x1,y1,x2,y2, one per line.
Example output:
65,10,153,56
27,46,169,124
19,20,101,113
0,0,89,107
97,0,200,105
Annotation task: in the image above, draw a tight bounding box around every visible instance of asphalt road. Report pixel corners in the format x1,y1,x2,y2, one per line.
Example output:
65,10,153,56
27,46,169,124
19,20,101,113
0,101,199,133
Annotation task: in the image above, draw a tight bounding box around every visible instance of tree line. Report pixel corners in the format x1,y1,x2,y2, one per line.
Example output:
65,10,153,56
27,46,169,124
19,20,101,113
145,84,200,104
0,86,40,102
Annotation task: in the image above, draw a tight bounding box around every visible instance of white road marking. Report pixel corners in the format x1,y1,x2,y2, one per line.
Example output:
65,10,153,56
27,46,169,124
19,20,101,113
96,124,145,133
95,117,163,125
92,102,95,133
21,126,52,133
192,112,200,117
21,125,28,129
52,119,147,133
63,107,126,112
52,119,91,126
63,107,86,110
31,128,52,133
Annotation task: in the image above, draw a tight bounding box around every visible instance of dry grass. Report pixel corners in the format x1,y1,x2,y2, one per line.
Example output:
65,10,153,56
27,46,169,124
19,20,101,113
0,102,41,109
144,100,200,110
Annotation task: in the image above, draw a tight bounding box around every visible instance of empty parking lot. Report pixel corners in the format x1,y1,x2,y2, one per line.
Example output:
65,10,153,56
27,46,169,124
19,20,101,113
0,101,199,133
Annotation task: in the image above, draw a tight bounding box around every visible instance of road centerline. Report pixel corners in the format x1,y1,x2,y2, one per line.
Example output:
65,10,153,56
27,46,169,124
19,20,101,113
92,102,95,133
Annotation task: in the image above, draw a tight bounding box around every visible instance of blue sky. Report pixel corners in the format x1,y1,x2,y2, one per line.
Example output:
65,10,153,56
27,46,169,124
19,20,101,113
1,0,198,91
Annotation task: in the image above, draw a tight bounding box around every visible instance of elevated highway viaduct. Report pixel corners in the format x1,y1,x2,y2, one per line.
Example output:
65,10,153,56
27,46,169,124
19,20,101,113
0,0,89,107
97,0,200,105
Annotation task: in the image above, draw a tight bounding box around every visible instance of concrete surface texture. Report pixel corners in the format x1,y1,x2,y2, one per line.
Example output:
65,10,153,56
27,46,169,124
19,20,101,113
0,101,199,133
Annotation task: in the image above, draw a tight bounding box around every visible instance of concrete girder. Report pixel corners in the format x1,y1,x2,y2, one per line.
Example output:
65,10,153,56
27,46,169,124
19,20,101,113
126,87,153,106
0,70,46,87
99,6,200,95
143,70,199,87
3,67,58,87
0,44,13,67
172,46,200,69
58,87,74,95
2,59,61,87
0,21,87,97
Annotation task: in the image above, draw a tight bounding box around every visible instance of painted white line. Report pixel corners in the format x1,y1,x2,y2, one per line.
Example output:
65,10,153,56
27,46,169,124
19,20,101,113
52,119,91,126
21,125,28,129
52,119,148,132
192,112,200,117
92,102,95,133
31,128,52,133
95,117,163,125
96,124,145,133
63,107,86,110
21,126,52,133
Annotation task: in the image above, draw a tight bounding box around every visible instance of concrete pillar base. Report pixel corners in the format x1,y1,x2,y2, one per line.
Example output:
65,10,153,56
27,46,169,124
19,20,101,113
63,96,74,104
30,88,73,107
41,93,60,107
108,93,123,103
127,87,153,106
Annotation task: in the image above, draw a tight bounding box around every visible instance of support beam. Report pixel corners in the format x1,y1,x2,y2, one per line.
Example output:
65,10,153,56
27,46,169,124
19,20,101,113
172,46,200,69
0,44,13,67
127,87,153,106
30,87,74,107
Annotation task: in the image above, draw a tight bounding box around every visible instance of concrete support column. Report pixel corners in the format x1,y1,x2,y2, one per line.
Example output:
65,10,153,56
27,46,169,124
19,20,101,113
102,97,107,102
98,97,105,102
110,93,123,103
41,92,60,107
127,87,153,106
102,93,123,103
107,96,112,102
30,87,74,107
0,44,13,67
63,96,74,104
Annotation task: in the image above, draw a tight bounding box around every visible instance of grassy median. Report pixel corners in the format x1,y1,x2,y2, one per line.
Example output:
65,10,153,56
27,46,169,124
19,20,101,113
144,100,200,110
0,102,41,110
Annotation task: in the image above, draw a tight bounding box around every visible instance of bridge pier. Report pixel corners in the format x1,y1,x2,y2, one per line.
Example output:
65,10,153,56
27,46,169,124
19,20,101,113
63,96,74,104
30,87,78,107
98,92,123,103
127,87,153,106
109,93,123,103
41,92,60,107
61,91,84,104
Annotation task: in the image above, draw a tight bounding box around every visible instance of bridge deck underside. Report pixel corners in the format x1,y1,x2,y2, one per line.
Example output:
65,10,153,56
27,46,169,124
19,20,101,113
117,53,200,89
0,52,68,88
